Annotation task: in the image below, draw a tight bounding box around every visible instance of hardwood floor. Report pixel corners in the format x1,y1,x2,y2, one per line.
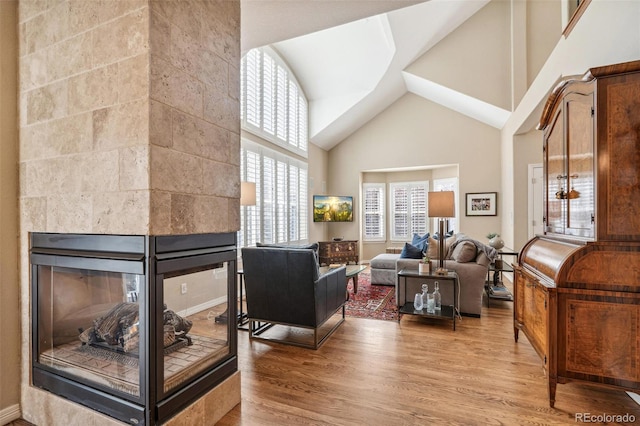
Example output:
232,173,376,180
218,297,640,425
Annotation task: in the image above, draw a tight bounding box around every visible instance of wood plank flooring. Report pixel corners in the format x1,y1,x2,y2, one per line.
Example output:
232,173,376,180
217,296,640,425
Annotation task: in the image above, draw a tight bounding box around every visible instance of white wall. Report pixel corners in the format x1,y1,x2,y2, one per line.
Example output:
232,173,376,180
500,0,640,249
328,93,502,257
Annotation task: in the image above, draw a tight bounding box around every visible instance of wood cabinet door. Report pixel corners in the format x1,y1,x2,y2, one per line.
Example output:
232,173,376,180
596,73,640,240
564,297,639,382
565,92,595,238
523,275,548,362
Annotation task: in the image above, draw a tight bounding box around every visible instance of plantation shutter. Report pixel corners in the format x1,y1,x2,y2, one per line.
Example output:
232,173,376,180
262,157,276,244
262,53,275,135
410,186,428,236
245,49,261,128
276,65,287,142
363,184,385,241
392,185,408,240
298,169,308,240
390,181,429,240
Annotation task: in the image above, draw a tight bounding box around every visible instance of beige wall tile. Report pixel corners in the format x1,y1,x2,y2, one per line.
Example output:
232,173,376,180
229,131,240,166
19,0,51,23
171,25,228,93
46,193,93,233
202,372,241,425
92,190,150,234
20,121,48,161
149,9,171,62
20,49,48,92
26,80,67,124
149,190,172,235
118,53,149,103
172,110,230,162
228,197,240,233
79,150,119,193
228,63,239,101
68,63,119,115
20,197,47,231
48,31,92,82
120,145,150,191
201,2,240,66
150,146,202,193
23,1,68,54
67,0,100,35
170,194,229,234
93,98,149,150
202,160,238,198
91,8,149,68
203,89,239,134
23,156,80,196
151,0,201,42
150,55,203,118
150,99,172,148
47,112,93,156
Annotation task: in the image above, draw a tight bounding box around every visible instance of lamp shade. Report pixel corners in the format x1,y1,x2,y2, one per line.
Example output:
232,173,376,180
240,182,256,206
428,191,455,218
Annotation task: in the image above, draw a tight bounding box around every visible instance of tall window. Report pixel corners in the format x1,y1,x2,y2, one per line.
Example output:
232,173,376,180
433,177,459,233
362,183,385,241
238,140,308,248
241,46,308,157
390,181,429,241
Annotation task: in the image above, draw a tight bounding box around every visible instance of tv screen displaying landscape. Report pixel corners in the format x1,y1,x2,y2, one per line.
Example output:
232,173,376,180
313,195,353,222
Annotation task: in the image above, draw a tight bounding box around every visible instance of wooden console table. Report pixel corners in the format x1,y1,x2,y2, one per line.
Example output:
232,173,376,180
318,240,358,266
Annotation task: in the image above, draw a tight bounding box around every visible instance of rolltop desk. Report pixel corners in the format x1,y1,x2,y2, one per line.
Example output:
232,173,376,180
514,60,640,407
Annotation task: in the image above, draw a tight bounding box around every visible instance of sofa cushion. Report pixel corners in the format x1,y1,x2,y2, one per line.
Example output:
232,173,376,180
400,242,423,259
411,232,430,253
371,253,401,269
451,241,477,263
427,235,456,259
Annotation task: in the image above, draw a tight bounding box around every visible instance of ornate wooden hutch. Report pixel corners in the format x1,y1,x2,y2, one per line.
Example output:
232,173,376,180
514,60,640,407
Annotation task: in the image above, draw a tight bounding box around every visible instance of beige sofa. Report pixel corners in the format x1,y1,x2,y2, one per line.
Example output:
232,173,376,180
393,235,494,317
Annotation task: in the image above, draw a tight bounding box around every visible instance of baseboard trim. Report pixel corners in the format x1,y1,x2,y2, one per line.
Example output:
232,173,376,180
0,404,21,424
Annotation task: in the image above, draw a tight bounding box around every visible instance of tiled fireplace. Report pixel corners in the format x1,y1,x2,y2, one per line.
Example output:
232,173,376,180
19,0,241,423
30,232,237,425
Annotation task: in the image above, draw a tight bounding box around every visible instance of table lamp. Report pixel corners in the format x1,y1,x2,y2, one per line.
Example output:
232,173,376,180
241,182,256,206
428,191,455,275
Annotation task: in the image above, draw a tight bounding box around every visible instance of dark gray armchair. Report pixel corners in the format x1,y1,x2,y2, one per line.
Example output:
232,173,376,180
241,246,347,349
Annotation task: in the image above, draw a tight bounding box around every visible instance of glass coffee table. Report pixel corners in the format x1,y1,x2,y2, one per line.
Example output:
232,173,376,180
319,264,366,294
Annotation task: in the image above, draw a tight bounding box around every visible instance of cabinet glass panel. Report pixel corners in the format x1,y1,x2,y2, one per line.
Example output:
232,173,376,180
546,109,565,234
566,93,595,238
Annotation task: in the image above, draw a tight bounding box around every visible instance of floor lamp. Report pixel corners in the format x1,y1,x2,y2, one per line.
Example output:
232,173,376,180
428,191,455,275
216,182,256,325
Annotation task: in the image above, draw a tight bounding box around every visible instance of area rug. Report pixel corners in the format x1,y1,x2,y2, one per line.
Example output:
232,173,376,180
346,269,398,321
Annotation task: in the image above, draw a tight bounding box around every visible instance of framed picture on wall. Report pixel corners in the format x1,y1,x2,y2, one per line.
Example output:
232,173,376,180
465,192,497,216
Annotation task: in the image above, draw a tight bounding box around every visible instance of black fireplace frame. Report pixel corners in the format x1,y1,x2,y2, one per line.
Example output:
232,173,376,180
30,232,238,425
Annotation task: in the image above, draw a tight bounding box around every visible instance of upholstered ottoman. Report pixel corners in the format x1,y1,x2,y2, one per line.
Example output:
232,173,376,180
370,253,400,285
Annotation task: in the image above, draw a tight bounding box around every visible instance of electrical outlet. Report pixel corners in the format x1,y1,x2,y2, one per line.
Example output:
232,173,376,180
181,283,187,294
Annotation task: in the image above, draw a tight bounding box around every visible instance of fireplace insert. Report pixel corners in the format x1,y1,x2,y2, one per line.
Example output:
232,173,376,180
31,232,237,425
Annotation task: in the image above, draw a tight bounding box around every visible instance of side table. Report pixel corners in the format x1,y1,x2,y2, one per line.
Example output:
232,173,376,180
485,248,518,307
215,269,250,329
397,269,459,330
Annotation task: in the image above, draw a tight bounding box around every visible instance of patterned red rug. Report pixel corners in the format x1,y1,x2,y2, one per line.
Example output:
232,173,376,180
346,270,398,321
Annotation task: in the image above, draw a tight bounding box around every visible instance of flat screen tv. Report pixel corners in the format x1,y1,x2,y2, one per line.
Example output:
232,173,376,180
313,195,353,222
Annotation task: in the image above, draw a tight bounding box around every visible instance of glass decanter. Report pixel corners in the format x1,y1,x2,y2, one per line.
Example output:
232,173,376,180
433,281,442,311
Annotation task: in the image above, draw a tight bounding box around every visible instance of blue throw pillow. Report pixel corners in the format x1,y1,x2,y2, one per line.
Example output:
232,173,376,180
400,242,423,259
411,232,429,252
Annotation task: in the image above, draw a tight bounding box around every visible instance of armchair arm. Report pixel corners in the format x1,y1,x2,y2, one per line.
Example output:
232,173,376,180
315,266,347,324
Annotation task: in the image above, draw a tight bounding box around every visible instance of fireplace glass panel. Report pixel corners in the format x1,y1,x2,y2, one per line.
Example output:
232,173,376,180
161,266,229,394
36,266,143,397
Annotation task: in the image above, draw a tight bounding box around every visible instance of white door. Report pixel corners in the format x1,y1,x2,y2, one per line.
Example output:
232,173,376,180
528,164,544,238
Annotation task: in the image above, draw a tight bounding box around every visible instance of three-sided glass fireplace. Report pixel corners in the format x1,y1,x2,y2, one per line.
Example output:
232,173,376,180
31,232,237,425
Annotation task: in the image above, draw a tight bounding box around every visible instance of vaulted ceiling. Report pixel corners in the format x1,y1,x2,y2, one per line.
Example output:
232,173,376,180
241,0,510,150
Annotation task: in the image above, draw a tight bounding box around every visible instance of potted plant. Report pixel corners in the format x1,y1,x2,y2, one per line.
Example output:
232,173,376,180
486,232,505,250
419,255,431,274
